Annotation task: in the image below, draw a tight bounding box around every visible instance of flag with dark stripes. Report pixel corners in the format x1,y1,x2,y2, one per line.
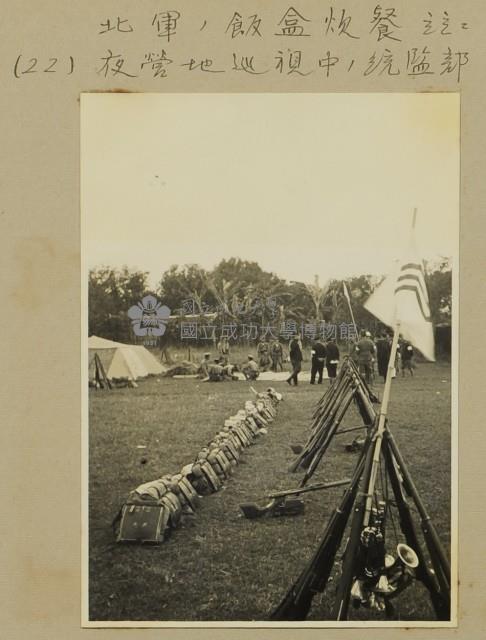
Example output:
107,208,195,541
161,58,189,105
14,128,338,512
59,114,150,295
364,255,435,361
395,262,432,323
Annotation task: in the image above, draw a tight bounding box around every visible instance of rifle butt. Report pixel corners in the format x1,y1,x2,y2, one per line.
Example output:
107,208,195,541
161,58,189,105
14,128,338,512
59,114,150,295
270,587,314,621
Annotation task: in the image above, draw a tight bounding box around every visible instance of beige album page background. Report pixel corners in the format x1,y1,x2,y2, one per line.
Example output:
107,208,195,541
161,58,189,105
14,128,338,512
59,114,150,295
1,1,485,638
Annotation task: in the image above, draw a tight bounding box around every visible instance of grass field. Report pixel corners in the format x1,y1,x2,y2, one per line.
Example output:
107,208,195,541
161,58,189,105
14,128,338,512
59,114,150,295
88,359,451,622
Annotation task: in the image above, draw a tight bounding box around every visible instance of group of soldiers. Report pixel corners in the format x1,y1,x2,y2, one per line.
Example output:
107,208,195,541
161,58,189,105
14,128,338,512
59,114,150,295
196,335,341,385
285,335,341,386
350,330,416,384
197,336,261,382
198,352,239,382
256,338,284,372
196,330,415,386
309,336,341,385
197,337,285,382
257,336,339,383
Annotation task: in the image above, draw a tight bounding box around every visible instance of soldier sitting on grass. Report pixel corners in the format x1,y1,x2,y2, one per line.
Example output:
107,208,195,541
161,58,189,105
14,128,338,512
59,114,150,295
198,352,211,380
204,358,225,382
222,362,239,381
242,355,260,380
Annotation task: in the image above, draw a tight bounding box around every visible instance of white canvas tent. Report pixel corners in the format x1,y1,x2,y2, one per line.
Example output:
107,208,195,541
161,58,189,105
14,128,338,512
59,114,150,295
88,336,165,381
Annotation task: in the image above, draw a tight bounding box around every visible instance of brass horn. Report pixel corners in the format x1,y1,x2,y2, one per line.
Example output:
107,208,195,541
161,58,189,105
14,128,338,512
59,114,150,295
386,543,419,596
396,543,419,569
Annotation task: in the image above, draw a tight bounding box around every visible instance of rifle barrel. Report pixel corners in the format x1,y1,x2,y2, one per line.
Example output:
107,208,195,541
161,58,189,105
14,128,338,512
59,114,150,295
387,431,451,584
271,445,370,621
267,478,350,500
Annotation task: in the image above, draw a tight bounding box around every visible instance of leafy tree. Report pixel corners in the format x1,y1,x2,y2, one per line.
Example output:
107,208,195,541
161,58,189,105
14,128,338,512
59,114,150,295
157,264,216,314
282,278,329,324
322,276,380,331
424,258,452,324
89,257,452,346
88,266,149,342
209,258,286,322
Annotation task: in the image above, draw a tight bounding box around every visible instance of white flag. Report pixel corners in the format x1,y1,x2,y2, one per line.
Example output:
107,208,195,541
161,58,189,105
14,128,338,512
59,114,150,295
364,251,435,362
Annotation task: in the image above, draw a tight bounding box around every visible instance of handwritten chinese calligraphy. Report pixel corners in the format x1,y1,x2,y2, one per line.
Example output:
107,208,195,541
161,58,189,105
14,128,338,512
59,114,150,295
275,49,312,75
370,5,402,42
141,51,173,78
152,11,180,42
181,58,225,73
97,50,137,77
406,47,433,77
232,54,268,74
99,17,134,35
226,12,262,38
275,7,311,37
440,47,469,81
11,7,473,84
324,8,359,39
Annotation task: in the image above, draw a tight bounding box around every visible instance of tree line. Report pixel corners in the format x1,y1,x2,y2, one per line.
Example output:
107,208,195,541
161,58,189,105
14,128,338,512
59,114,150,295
88,257,452,348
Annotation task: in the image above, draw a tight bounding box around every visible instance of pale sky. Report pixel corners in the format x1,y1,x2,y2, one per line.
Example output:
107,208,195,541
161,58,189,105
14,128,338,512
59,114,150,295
81,93,459,288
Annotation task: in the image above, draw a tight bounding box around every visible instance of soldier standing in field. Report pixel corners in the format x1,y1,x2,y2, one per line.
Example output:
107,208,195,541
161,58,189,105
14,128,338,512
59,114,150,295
375,333,391,382
310,338,327,384
257,338,271,372
400,339,415,376
325,338,340,384
355,330,376,384
286,335,303,386
270,339,284,372
217,336,230,366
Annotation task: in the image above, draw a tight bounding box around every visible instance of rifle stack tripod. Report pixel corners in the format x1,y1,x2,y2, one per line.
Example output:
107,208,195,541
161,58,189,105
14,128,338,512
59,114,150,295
289,357,378,481
267,355,451,621
239,358,377,519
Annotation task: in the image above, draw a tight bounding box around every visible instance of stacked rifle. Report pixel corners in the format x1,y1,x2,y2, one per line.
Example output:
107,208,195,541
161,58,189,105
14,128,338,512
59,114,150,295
240,358,378,519
289,358,378,483
270,361,451,621
92,353,112,389
113,388,283,544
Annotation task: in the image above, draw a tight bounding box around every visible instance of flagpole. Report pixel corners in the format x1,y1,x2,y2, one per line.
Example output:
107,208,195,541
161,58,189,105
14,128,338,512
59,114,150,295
343,282,358,339
361,207,434,526
362,319,401,526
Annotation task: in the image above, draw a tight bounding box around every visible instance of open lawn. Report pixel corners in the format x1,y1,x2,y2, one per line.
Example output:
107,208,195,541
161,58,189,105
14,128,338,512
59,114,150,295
88,360,451,622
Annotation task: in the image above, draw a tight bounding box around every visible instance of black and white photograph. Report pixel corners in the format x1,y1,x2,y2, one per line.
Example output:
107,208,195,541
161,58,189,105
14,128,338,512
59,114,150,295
81,92,458,626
